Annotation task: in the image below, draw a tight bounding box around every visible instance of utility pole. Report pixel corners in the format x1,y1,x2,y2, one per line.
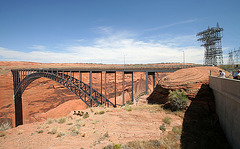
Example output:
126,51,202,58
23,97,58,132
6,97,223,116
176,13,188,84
183,51,185,64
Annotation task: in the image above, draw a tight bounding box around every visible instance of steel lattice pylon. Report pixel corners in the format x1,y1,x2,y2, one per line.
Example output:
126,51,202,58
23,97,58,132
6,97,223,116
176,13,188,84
197,23,224,66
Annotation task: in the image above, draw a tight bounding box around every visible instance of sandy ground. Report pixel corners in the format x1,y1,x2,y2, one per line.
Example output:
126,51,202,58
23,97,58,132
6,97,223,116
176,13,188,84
0,105,182,149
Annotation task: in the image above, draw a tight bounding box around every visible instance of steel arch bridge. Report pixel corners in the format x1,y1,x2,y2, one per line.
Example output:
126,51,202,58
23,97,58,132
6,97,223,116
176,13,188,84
11,66,192,127
11,69,116,126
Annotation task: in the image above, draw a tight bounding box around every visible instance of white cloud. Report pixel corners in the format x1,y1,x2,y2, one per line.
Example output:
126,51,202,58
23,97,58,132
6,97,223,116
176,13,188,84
144,19,197,32
0,32,204,64
28,45,46,50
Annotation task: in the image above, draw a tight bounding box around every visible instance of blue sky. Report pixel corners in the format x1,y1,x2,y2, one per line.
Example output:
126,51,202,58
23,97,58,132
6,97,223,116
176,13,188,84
0,0,239,64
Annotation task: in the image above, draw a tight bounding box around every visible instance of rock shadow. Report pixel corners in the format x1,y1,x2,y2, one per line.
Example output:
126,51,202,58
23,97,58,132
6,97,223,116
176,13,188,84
180,84,231,149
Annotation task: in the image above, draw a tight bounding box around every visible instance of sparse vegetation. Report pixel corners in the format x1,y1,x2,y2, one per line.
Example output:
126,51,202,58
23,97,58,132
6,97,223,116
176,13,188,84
18,130,23,135
163,116,171,125
172,126,182,134
159,124,166,132
0,131,6,137
37,130,43,133
48,126,58,134
57,131,65,137
113,144,122,149
66,122,73,125
132,104,163,112
0,122,11,131
104,131,109,138
71,126,79,136
58,117,67,124
46,118,55,124
168,90,189,111
95,110,105,115
123,104,132,111
83,112,89,119
37,124,42,129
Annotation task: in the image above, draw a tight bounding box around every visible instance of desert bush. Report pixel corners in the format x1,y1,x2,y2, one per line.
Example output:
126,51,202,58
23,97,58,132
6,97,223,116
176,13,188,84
58,117,67,124
46,118,55,124
57,131,65,137
123,104,132,111
0,131,6,137
37,124,42,129
66,122,73,125
159,124,166,131
83,113,89,119
99,110,105,114
113,144,121,149
71,126,79,136
95,110,105,115
48,126,58,134
172,126,182,134
168,90,189,111
0,122,11,131
18,130,23,135
163,116,171,125
37,130,43,133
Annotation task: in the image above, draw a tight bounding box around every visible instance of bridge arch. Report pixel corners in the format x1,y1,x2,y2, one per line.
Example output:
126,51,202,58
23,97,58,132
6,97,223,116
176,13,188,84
12,70,114,126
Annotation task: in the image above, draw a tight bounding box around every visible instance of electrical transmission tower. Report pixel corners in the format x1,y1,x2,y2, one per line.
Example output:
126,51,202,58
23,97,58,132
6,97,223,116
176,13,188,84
196,23,223,66
228,50,234,65
234,48,240,64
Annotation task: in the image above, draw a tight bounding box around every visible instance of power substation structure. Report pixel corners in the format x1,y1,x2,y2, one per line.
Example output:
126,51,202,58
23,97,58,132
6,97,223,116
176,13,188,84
197,23,223,66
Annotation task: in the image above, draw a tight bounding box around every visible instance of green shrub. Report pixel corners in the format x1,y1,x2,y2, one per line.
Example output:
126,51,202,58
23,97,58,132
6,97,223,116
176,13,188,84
58,117,67,124
99,110,105,114
83,113,89,119
113,144,122,149
172,126,182,134
163,116,171,125
37,130,43,133
160,124,166,131
168,90,189,111
0,122,11,131
123,105,132,111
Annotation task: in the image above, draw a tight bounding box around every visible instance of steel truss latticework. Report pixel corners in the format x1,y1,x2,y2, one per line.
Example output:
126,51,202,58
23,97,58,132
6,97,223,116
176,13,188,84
197,23,224,66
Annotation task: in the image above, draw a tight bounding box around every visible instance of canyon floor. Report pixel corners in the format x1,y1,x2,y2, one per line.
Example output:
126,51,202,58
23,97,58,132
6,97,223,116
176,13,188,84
0,61,231,148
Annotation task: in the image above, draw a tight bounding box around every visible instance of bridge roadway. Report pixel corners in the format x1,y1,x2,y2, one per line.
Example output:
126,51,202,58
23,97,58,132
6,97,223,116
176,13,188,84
11,66,189,126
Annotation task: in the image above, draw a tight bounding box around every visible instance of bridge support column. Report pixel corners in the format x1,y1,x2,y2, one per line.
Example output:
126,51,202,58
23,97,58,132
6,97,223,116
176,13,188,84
14,92,23,127
101,71,102,104
105,71,107,106
123,71,125,106
153,72,155,91
115,72,116,106
132,72,134,102
90,71,92,107
146,71,148,95
12,70,23,127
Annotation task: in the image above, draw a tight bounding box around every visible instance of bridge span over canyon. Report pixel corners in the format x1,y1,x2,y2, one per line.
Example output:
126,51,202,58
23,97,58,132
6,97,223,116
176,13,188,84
11,66,192,126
